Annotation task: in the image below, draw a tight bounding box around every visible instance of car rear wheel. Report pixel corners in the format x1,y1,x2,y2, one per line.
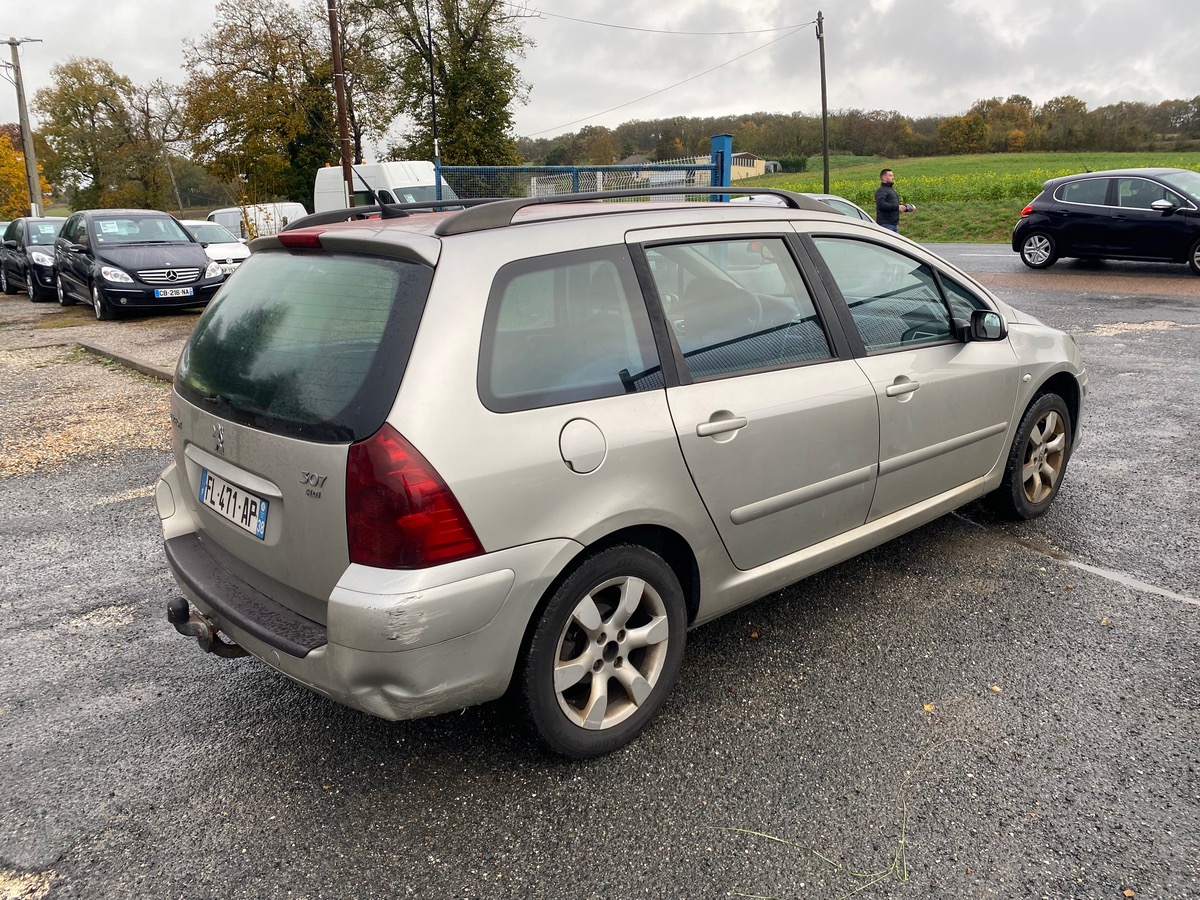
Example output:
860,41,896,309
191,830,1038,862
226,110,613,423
57,274,75,307
1189,238,1200,275
0,266,13,295
989,393,1072,519
92,283,115,321
521,544,686,758
1020,232,1058,269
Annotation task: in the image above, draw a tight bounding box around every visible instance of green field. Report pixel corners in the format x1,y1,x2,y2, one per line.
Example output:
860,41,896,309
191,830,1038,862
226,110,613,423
744,152,1200,243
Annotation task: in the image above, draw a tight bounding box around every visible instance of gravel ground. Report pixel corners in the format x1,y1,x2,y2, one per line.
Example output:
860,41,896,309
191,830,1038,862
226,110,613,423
0,346,171,477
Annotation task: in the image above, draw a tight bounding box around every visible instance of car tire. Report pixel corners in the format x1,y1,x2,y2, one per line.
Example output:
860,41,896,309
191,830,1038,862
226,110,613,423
28,277,46,303
1020,232,1058,269
1189,238,1200,276
989,393,1072,520
520,544,686,758
91,282,115,321
57,274,75,307
0,266,13,295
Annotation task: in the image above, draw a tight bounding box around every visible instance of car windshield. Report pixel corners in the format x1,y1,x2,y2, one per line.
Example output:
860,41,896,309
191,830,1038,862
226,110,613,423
28,220,65,245
92,215,190,244
187,223,240,244
1159,170,1200,202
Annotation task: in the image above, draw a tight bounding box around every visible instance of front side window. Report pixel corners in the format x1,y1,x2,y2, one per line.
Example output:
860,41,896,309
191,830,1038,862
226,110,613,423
480,246,661,412
941,275,991,320
1116,178,1174,209
1059,178,1110,206
812,238,954,353
645,237,831,379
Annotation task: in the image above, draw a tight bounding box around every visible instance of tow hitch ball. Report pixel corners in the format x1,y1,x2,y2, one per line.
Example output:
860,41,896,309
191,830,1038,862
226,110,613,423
167,597,248,659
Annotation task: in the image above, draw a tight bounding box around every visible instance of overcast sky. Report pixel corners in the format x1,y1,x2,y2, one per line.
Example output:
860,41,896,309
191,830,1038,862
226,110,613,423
3,0,1198,147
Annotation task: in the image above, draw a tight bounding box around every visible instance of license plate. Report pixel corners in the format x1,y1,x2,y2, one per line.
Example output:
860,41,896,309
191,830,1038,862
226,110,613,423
155,287,194,298
219,263,239,275
199,468,269,539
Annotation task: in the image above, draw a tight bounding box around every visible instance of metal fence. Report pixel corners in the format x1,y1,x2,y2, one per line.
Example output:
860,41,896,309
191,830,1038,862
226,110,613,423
436,135,733,202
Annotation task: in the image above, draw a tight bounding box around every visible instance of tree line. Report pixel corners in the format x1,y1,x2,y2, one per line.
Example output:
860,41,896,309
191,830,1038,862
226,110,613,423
3,0,1199,218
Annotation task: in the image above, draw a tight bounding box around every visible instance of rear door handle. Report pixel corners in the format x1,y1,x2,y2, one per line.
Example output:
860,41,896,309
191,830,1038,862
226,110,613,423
885,379,920,398
696,416,748,437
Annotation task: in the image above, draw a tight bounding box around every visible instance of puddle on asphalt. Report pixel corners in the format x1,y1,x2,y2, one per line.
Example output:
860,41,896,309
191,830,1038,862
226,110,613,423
952,512,1198,607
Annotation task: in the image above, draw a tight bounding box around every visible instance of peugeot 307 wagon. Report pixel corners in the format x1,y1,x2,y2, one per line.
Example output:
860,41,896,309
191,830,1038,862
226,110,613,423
157,187,1087,758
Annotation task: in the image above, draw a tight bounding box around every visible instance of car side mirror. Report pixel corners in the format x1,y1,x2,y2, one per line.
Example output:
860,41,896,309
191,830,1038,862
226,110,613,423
1150,199,1175,213
2,239,16,250
970,309,1006,341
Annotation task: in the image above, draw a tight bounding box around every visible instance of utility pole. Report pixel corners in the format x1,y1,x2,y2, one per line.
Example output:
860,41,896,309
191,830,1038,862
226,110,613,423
325,0,355,207
4,36,44,216
816,12,829,194
425,0,439,161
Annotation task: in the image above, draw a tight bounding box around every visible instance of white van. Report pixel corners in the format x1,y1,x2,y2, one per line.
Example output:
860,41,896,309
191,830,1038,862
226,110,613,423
312,161,458,212
207,202,308,239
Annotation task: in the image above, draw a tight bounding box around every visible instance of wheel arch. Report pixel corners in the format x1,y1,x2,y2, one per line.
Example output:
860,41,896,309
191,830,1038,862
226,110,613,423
1032,370,1083,444
513,524,701,674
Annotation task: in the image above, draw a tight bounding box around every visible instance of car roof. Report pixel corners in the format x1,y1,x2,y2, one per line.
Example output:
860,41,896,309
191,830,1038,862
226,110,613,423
1044,167,1190,187
77,208,177,218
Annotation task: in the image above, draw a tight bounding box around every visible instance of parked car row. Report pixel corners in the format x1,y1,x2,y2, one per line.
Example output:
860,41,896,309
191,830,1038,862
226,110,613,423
1,209,255,320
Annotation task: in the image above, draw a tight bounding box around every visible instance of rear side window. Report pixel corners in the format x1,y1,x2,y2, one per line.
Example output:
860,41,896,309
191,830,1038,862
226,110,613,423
645,237,831,379
479,246,661,412
177,250,433,441
1059,179,1110,206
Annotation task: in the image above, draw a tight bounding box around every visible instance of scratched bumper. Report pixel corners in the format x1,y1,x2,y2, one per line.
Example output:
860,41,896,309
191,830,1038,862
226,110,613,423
162,520,581,720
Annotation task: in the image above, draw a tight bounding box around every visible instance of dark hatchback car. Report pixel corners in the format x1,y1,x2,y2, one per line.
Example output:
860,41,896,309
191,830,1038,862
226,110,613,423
2,216,67,300
54,209,224,320
1012,167,1200,274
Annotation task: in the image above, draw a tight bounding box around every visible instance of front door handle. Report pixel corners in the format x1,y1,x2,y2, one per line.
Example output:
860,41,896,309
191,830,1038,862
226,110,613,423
696,416,748,437
885,379,920,398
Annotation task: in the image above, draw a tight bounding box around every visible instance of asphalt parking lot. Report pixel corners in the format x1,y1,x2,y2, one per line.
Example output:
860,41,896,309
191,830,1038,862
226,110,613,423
0,248,1197,899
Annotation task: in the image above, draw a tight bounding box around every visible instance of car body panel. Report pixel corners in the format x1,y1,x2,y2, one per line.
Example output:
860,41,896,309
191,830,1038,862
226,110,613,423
1,217,65,299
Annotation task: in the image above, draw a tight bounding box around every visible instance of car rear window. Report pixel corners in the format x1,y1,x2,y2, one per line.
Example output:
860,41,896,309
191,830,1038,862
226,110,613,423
176,250,433,442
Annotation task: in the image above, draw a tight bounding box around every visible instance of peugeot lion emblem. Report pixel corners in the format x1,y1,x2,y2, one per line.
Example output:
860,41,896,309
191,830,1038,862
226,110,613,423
212,422,225,455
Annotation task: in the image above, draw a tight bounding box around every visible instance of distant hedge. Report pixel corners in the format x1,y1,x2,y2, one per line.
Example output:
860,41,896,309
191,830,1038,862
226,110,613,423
774,156,808,173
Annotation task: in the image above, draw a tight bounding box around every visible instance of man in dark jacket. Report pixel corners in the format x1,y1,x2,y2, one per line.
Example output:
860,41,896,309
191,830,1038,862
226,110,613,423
874,168,915,233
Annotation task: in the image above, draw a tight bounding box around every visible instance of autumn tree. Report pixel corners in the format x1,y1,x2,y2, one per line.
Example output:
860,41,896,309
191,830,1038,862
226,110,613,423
33,58,178,209
347,0,532,165
0,137,31,218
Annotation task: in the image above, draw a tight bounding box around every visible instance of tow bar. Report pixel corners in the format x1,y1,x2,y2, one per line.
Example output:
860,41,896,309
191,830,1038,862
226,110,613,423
167,597,249,658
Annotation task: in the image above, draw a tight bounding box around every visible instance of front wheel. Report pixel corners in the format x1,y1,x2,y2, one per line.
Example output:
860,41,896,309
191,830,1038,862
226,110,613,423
1020,232,1058,269
989,393,1072,519
521,544,686,758
92,283,115,321
1188,237,1200,275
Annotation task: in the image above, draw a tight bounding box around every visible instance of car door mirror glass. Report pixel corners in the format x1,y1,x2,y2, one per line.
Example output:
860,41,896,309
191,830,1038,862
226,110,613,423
972,309,1006,341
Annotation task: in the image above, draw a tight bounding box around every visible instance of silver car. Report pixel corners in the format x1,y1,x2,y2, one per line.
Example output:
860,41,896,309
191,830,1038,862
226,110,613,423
157,188,1086,757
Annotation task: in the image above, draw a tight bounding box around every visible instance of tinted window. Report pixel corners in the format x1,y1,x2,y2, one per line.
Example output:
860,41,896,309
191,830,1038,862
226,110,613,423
479,246,661,412
812,238,953,353
1059,179,1110,206
646,237,831,379
177,251,433,442
1115,177,1174,209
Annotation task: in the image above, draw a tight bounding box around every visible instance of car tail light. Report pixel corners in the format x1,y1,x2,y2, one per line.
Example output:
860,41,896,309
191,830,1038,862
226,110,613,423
277,230,325,249
346,424,483,568
1020,204,1034,217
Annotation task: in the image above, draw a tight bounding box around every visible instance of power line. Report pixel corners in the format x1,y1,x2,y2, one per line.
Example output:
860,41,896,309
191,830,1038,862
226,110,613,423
526,23,811,137
513,3,813,36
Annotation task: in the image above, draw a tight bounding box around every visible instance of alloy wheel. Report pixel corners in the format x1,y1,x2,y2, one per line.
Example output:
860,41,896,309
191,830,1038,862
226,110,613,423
1020,408,1067,505
1022,234,1055,267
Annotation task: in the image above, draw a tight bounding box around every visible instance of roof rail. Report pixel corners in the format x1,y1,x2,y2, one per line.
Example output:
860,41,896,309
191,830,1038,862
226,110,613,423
433,186,829,237
280,198,493,232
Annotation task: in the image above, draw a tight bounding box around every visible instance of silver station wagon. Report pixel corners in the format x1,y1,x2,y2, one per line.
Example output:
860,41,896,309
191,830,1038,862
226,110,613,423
157,188,1086,757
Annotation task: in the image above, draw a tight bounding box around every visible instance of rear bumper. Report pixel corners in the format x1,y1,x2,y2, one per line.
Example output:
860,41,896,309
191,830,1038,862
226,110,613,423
156,462,581,721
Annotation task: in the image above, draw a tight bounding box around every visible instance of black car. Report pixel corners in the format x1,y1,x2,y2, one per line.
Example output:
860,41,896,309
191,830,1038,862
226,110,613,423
1012,167,1200,274
1,216,67,301
54,209,225,320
